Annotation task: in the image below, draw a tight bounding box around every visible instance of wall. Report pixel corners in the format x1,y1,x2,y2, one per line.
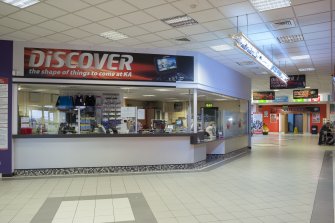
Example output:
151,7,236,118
259,104,327,133
196,54,251,100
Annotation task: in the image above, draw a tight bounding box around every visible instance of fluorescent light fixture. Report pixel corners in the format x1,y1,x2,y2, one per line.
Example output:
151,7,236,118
299,67,315,72
291,55,310,60
1,0,39,8
100,30,128,40
273,90,279,92
277,34,304,43
161,15,198,28
305,86,311,89
120,87,137,90
44,105,53,108
155,89,173,92
231,32,289,83
210,44,233,51
123,97,128,99
143,95,155,97
215,98,227,101
250,0,291,12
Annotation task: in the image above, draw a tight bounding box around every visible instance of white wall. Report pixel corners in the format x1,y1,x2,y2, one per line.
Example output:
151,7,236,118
196,54,251,100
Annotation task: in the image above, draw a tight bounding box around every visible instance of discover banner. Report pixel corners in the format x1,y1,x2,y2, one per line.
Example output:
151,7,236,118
24,48,194,82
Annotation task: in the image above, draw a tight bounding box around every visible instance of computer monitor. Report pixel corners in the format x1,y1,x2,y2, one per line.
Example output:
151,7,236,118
155,56,177,73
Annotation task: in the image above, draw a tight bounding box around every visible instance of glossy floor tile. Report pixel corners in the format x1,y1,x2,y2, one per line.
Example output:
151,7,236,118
0,134,332,223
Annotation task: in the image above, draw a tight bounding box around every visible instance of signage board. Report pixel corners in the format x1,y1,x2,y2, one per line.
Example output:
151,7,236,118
24,48,194,82
270,75,306,89
293,89,318,99
253,91,275,100
0,77,8,150
274,96,289,103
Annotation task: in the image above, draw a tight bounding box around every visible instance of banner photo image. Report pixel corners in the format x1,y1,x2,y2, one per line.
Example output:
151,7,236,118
253,91,275,100
24,48,194,82
270,74,306,89
293,89,318,99
251,113,263,134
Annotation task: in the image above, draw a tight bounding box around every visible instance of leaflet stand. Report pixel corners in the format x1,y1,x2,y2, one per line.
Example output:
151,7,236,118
76,106,86,134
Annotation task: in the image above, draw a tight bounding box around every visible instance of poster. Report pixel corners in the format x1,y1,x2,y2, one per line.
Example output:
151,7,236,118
252,113,263,134
24,48,194,82
293,89,318,99
312,113,320,123
270,75,306,89
270,114,277,123
264,111,268,117
253,91,275,100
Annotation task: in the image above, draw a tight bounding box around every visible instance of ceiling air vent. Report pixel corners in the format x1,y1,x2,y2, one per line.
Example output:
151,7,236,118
236,61,256,66
270,19,296,30
175,37,191,42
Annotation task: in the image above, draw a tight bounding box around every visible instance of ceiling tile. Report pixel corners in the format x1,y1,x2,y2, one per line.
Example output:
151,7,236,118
26,3,67,19
67,39,91,46
22,26,55,36
8,11,47,25
218,1,255,17
259,7,295,22
229,13,263,26
79,23,110,34
81,0,108,5
118,26,149,37
213,29,236,38
6,31,39,40
0,17,30,30
63,28,93,38
208,0,246,7
74,7,112,22
151,40,175,47
248,32,274,41
202,19,234,31
145,4,184,20
155,29,185,39
98,17,132,29
136,33,163,42
297,12,330,26
177,25,208,35
190,32,218,41
272,28,302,37
139,20,171,32
304,30,331,40
82,35,111,44
293,0,330,17
55,14,91,27
125,0,166,9
120,11,156,25
301,22,331,34
239,24,269,35
46,0,90,12
0,25,15,35
47,33,74,42
172,0,213,13
0,2,18,16
117,38,143,45
97,0,137,16
32,37,58,43
38,20,72,32
188,9,225,23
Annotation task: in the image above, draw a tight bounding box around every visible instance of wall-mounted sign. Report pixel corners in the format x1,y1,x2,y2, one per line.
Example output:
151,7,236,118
231,32,289,83
253,91,275,100
205,103,213,108
24,48,194,82
312,113,320,123
293,89,318,99
270,75,306,89
0,77,8,150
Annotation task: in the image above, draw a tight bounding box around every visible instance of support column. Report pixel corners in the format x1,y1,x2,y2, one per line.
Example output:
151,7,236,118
193,88,197,133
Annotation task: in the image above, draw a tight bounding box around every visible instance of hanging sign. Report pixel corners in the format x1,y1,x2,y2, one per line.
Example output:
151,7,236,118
293,89,318,99
270,75,306,89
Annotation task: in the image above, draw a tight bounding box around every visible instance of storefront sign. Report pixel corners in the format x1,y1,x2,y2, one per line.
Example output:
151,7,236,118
253,91,275,100
205,103,213,108
274,96,289,103
24,48,194,82
0,77,8,150
293,89,318,99
270,75,306,89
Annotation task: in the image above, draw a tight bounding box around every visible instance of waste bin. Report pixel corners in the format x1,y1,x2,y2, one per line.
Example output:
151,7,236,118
311,125,318,134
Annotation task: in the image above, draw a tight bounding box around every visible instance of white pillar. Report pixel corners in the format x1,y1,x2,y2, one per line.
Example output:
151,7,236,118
193,88,197,133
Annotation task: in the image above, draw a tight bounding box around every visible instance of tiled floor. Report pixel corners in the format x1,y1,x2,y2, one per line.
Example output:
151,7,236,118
0,134,332,223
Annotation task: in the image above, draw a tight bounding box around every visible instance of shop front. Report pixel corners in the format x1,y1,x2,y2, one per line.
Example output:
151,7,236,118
0,41,251,176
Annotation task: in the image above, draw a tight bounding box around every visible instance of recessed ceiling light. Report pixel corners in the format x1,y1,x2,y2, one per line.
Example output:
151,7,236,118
155,89,173,92
250,0,291,12
291,55,310,60
277,34,304,44
100,30,128,40
305,86,311,89
1,0,39,8
161,15,198,28
215,98,227,101
143,95,155,97
120,87,137,90
298,67,315,72
210,44,233,51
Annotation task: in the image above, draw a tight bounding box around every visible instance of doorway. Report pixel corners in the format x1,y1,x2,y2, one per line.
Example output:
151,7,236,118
287,113,303,133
